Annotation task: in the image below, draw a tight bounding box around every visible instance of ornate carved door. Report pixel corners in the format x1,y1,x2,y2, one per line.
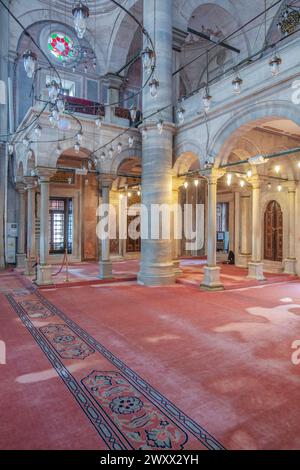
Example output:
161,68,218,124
264,201,283,261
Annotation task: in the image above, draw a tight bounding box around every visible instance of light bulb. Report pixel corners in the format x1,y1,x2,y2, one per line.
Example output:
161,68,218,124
184,181,188,189
34,125,42,138
72,2,90,39
74,142,80,154
275,165,280,174
95,117,102,128
47,80,60,102
128,136,134,148
57,99,65,113
23,50,37,79
157,120,164,135
202,92,212,113
267,182,272,190
127,191,132,198
277,184,282,192
76,132,83,144
194,179,199,187
232,76,243,95
149,78,159,99
240,180,245,188
269,53,282,77
130,107,137,122
49,114,56,127
226,173,232,186
247,169,252,178
117,142,122,154
141,47,154,73
137,190,141,196
177,106,185,124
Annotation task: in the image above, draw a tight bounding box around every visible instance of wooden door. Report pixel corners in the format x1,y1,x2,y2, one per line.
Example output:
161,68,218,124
264,201,283,261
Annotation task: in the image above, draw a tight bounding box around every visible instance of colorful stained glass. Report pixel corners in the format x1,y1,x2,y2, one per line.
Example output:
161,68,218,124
48,33,75,61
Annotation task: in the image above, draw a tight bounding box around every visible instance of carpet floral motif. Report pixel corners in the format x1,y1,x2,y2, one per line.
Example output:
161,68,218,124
19,298,54,319
82,371,188,450
40,324,95,360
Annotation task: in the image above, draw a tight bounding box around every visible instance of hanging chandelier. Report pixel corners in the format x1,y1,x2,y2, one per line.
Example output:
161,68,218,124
72,2,90,39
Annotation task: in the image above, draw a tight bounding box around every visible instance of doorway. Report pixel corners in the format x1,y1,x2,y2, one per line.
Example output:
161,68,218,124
264,200,283,262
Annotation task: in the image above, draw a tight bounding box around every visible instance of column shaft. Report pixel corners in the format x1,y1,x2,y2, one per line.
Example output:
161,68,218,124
39,179,50,265
138,0,175,286
98,179,113,279
248,179,265,280
27,187,36,256
284,184,297,274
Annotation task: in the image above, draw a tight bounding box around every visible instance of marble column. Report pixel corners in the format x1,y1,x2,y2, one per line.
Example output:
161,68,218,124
98,177,113,279
16,183,26,268
36,170,54,286
0,0,9,268
25,178,36,275
238,193,251,267
172,177,183,275
138,0,176,286
200,169,224,291
284,182,297,274
248,177,265,280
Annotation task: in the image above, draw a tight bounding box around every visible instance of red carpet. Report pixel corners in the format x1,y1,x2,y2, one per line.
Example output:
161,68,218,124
1,270,300,449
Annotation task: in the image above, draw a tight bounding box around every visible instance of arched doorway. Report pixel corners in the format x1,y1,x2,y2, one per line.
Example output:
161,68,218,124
264,201,283,262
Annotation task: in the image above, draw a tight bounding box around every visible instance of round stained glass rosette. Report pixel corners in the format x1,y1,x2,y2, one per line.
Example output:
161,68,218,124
48,33,75,61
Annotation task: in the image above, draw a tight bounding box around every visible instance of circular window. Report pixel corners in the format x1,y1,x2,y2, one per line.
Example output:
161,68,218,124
48,32,76,61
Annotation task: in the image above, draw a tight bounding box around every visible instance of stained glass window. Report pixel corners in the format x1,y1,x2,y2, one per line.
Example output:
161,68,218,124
48,33,75,61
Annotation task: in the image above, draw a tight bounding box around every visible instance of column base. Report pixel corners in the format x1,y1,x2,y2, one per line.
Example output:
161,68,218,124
24,257,35,276
284,258,297,275
99,260,113,279
173,259,182,276
236,254,251,268
16,253,26,269
138,263,176,287
247,262,266,281
200,266,224,291
36,265,53,286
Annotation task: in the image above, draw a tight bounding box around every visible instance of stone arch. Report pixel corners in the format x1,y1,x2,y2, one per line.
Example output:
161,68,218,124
106,0,142,73
174,140,202,170
210,101,300,167
110,146,142,175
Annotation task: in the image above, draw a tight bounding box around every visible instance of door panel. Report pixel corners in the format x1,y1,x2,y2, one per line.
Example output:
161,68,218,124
264,201,283,262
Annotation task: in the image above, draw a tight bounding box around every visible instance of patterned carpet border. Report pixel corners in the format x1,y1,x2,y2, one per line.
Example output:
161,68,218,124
8,273,226,450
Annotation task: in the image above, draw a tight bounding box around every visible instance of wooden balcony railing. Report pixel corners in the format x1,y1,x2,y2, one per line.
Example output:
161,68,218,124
65,96,105,116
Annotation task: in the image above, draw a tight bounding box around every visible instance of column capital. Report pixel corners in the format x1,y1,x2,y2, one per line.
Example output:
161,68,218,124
201,167,225,183
249,175,262,189
286,180,297,192
35,167,56,182
97,174,115,189
15,182,26,194
140,121,176,135
23,176,38,190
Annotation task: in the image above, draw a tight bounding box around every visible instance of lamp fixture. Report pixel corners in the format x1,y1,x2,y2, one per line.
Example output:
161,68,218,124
117,142,122,154
232,75,243,95
23,50,37,79
274,165,281,174
247,169,252,178
149,78,159,99
194,179,199,187
46,80,60,102
157,119,164,135
141,46,155,74
72,2,90,39
269,53,282,77
177,106,186,124
226,173,232,186
74,142,80,153
128,136,134,148
95,117,102,128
